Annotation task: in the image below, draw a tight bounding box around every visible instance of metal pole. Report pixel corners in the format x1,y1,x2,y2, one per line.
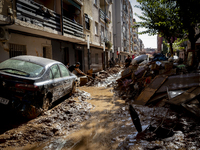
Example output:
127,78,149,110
87,35,90,70
103,42,105,70
61,0,64,35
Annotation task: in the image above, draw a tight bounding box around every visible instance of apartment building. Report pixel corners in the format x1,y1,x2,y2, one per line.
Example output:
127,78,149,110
0,0,113,72
112,0,138,62
132,19,139,55
138,38,144,52
83,0,113,71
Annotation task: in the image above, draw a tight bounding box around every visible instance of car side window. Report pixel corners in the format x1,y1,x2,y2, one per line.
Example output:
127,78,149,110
59,64,70,77
50,65,61,79
49,69,53,79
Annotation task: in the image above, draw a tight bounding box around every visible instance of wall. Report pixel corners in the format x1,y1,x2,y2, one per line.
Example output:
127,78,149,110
0,33,52,62
0,0,11,16
9,33,51,56
51,40,75,65
90,47,103,72
0,44,9,62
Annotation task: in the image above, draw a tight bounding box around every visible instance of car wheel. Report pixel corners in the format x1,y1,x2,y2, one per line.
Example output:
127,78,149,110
42,96,50,112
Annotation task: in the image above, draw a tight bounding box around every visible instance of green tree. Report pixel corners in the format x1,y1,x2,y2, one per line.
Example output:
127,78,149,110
173,0,200,67
163,38,188,52
173,0,200,50
135,0,185,55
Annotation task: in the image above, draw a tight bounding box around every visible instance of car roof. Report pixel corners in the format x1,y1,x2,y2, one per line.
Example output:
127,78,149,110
11,55,61,67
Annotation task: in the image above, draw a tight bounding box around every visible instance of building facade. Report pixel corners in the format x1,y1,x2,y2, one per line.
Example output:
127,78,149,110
112,0,136,63
83,0,113,71
0,0,113,72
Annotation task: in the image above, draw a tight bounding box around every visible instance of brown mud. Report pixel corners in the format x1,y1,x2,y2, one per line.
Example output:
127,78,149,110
0,67,199,149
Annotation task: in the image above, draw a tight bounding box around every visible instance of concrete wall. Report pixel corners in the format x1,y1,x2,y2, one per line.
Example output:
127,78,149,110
51,40,75,65
90,47,103,72
0,33,52,62
10,33,51,56
0,0,11,16
0,43,9,63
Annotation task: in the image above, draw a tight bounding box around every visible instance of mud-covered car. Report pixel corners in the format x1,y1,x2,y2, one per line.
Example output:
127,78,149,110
0,55,77,118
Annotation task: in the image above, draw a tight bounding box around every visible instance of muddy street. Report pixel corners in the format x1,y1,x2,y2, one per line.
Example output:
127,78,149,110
0,67,200,150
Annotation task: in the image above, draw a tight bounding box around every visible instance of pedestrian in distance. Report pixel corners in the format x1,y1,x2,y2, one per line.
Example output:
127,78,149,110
125,55,131,68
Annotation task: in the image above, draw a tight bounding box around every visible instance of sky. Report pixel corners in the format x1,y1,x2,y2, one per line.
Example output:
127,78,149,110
130,0,157,49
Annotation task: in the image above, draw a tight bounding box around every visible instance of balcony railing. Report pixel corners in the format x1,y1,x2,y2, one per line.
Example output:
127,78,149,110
63,16,85,38
16,0,61,32
99,9,110,22
16,0,85,38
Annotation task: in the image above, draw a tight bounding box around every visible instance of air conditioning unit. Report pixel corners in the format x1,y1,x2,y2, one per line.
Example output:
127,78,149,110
0,27,10,43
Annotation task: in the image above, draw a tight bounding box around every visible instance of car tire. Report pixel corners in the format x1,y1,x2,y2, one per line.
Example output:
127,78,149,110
42,96,50,112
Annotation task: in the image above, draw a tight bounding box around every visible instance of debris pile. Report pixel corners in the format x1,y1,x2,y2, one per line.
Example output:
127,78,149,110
114,54,200,117
86,66,122,87
0,90,93,148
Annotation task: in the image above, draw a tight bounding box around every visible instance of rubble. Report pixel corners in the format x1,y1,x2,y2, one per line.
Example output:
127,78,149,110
86,67,122,87
0,90,93,148
114,53,200,118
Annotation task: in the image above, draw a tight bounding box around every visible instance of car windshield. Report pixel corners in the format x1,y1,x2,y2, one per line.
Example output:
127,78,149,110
0,59,44,77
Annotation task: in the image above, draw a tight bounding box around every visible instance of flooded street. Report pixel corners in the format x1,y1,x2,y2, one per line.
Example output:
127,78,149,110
0,67,200,150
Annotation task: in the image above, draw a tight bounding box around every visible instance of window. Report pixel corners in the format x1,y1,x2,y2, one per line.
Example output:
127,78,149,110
95,53,99,64
51,65,61,79
105,28,108,39
49,70,53,79
94,0,97,5
109,11,111,20
101,26,104,37
95,22,98,35
9,43,27,58
59,64,69,77
109,32,111,41
0,59,44,77
85,15,90,30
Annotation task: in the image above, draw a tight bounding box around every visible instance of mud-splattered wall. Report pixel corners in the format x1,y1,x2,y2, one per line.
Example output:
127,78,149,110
0,33,52,62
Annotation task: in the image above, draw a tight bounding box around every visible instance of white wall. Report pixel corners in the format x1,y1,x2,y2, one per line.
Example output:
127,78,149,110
9,33,51,56
0,33,52,62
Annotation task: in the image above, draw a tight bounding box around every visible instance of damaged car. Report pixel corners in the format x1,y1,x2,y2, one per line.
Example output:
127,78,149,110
0,55,77,118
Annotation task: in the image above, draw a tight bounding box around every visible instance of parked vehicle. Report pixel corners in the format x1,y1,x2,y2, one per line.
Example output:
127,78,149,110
0,55,77,118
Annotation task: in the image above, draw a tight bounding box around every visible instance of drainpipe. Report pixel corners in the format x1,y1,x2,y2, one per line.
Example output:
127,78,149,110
104,0,107,69
61,0,64,35
87,35,90,70
103,42,105,70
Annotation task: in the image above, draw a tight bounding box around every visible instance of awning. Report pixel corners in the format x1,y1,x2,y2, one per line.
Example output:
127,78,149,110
65,0,81,10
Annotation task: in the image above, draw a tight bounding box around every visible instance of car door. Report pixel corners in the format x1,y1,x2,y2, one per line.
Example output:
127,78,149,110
50,64,64,102
58,64,73,95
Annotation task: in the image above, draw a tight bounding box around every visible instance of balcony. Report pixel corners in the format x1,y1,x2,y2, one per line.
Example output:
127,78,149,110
99,9,110,23
16,0,85,39
16,0,61,32
63,16,85,38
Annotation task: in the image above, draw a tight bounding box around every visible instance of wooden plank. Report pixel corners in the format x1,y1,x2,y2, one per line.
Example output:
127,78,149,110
134,75,168,105
167,87,200,106
146,93,167,105
156,73,200,93
181,103,200,117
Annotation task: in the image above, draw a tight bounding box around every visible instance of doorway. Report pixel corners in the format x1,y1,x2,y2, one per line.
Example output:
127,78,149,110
64,47,69,66
75,50,83,71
